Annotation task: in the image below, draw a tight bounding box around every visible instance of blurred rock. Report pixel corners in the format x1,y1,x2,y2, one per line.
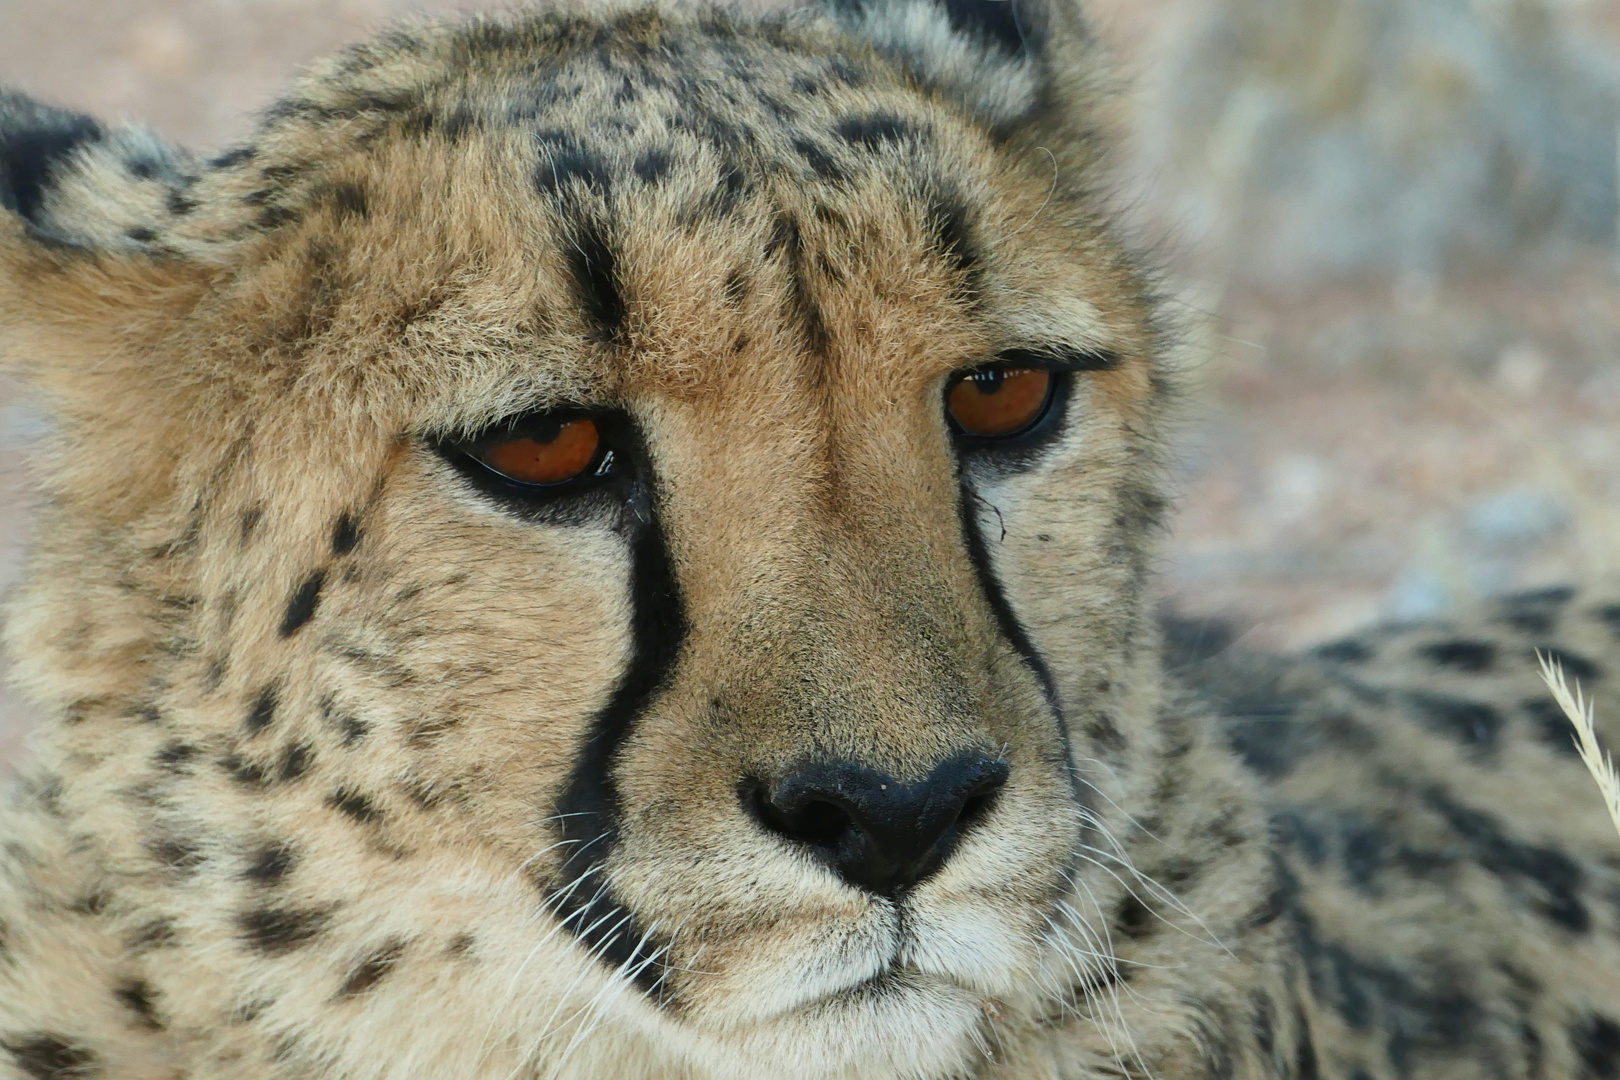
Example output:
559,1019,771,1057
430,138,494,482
1464,486,1570,547
1142,0,1620,289
1385,563,1456,620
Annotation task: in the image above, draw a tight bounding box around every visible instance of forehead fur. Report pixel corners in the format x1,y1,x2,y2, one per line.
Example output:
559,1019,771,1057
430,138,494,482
3,5,1148,455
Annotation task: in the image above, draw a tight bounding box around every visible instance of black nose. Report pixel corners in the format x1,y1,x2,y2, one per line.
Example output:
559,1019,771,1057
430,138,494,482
745,753,1009,896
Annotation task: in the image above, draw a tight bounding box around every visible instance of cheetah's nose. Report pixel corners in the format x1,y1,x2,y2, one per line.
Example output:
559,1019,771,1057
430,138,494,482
747,753,1009,896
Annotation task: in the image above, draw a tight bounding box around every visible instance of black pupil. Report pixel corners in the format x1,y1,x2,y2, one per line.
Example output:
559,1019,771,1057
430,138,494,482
971,370,1005,395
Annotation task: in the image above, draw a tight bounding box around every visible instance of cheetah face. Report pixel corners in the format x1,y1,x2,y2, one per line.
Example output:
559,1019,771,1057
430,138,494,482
0,2,1169,1078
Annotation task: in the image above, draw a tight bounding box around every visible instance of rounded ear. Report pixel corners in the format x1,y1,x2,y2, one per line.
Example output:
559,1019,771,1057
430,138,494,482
0,91,219,516
819,0,1109,139
0,89,207,253
0,91,215,376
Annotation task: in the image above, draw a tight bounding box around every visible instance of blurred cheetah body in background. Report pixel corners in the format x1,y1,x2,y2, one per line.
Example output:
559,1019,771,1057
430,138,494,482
0,1,1616,1078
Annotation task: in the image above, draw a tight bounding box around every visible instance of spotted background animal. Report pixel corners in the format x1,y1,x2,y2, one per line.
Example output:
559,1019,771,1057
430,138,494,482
0,0,1617,1077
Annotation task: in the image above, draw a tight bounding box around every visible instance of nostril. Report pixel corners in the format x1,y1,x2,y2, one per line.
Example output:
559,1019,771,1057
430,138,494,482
742,781,856,850
788,799,852,847
956,789,995,830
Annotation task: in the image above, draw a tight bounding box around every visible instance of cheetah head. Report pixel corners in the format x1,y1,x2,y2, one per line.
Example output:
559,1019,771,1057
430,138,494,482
0,2,1187,1077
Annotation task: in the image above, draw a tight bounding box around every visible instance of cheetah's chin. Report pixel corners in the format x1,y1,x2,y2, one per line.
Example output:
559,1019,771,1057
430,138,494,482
681,971,990,1080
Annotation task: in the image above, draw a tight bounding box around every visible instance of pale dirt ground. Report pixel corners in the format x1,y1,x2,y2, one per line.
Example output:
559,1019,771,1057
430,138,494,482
0,0,1617,769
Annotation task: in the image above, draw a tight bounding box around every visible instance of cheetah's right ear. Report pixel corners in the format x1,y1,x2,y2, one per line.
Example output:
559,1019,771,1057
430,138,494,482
0,90,215,387
820,0,1107,139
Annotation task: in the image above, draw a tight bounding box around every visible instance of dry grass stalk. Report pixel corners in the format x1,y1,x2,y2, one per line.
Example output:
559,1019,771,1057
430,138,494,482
1538,652,1620,844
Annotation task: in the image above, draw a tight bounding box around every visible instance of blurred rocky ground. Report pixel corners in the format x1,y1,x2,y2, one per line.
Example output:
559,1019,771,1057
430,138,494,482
1,0,1617,767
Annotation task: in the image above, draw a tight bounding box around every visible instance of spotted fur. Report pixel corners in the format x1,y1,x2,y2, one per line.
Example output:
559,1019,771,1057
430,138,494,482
0,3,1615,1078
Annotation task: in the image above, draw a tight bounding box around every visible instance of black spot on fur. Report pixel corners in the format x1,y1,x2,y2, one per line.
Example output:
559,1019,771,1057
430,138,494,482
127,918,178,952
1083,712,1127,757
1419,639,1495,672
834,112,912,150
337,714,368,745
1506,584,1575,608
245,685,278,736
1114,894,1154,939
70,891,110,916
1540,646,1602,684
632,148,671,183
1314,638,1373,662
1218,692,1306,778
237,905,332,956
114,980,163,1030
154,741,195,772
1575,1015,1620,1079
278,742,313,782
1596,604,1620,640
124,227,156,243
279,570,326,637
209,146,255,169
1524,697,1581,755
1293,1005,1321,1080
1,1035,97,1080
331,513,361,555
1501,590,1566,633
328,788,380,825
1408,692,1502,751
329,182,368,219
533,131,612,196
791,138,846,183
165,189,198,216
1160,612,1237,669
0,93,103,224
338,938,407,997
219,753,269,786
1251,991,1276,1059
148,835,205,875
562,213,625,344
1274,811,1330,865
243,842,295,887
1423,787,1588,933
239,506,263,542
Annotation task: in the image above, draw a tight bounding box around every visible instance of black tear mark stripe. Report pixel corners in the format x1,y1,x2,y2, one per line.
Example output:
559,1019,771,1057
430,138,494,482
956,486,1078,799
550,476,685,1000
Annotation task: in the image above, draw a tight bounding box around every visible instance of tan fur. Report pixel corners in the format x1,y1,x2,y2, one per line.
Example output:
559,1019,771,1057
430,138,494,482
0,4,1615,1079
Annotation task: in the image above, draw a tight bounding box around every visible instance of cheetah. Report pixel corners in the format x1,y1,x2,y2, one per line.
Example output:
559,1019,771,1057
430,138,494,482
0,1,1616,1078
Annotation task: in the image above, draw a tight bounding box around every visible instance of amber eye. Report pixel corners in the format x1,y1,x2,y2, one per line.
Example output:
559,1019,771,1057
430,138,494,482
476,418,602,485
946,367,1054,437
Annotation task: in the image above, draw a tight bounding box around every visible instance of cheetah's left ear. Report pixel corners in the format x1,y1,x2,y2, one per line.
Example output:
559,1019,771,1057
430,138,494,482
821,0,1105,137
